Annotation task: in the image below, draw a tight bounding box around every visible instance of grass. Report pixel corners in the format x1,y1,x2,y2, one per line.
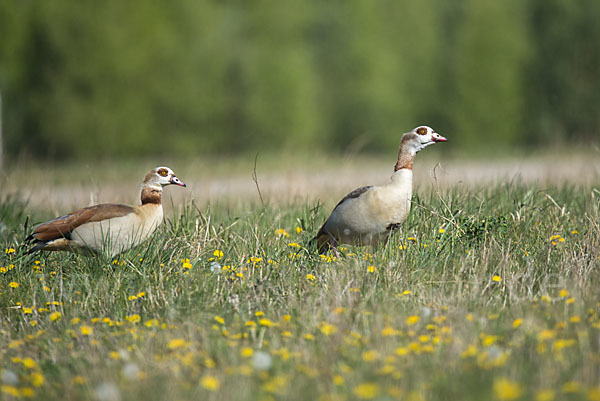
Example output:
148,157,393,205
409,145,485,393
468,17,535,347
1,178,599,401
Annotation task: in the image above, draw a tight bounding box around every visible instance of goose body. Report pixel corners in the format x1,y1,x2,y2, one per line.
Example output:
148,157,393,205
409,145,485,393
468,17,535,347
315,126,447,253
26,167,186,257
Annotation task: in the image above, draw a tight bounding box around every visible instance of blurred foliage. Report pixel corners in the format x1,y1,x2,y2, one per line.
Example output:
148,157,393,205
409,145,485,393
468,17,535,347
0,0,598,160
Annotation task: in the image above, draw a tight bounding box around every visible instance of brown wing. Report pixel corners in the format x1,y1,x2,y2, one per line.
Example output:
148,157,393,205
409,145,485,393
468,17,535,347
332,186,373,210
30,204,136,242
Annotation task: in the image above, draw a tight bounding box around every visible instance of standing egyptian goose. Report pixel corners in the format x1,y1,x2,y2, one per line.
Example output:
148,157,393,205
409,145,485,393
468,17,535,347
314,126,447,254
26,166,186,257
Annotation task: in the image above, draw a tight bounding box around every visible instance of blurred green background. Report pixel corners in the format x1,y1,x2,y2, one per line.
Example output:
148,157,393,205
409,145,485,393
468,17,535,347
0,0,599,161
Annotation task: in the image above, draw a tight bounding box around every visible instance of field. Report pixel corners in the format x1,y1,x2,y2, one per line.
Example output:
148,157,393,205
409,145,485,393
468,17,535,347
1,155,599,401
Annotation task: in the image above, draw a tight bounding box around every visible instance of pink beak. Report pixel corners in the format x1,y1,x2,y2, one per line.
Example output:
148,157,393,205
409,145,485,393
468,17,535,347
170,175,187,187
432,133,448,142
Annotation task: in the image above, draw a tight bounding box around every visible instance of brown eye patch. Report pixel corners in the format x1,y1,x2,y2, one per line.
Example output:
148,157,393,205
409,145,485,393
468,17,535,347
158,168,169,177
416,127,427,135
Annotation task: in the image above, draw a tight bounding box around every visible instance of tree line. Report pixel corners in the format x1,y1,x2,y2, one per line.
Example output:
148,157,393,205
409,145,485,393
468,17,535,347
0,0,598,160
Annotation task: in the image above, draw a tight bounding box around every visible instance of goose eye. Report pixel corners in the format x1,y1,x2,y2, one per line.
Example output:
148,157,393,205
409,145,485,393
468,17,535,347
416,127,427,135
158,168,169,177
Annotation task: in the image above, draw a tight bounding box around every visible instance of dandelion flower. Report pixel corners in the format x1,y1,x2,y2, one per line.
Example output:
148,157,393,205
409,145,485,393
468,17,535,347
168,338,189,351
535,390,555,401
320,322,337,336
80,326,93,336
492,275,502,282
406,315,420,326
22,358,37,369
126,314,141,324
8,282,19,288
306,274,316,281
493,378,522,400
200,375,220,391
213,250,224,259
48,312,62,322
276,228,290,238
240,347,254,358
258,318,275,327
353,382,380,399
512,318,522,328
367,265,377,273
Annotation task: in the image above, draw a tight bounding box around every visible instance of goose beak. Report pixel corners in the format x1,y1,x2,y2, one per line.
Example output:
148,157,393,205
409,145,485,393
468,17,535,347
432,133,448,143
170,175,187,187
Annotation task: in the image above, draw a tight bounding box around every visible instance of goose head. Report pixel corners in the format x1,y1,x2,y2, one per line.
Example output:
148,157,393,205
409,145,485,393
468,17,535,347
402,126,447,153
144,167,187,189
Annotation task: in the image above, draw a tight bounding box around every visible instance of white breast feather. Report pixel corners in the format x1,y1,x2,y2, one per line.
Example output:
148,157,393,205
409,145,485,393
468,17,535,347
71,205,163,256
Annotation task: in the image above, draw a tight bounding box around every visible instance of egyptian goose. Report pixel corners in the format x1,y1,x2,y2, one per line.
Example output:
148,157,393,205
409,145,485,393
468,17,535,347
314,126,447,254
26,166,186,257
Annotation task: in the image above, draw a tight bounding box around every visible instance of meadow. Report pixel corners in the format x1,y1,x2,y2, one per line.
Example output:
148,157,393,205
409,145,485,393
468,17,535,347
1,157,599,401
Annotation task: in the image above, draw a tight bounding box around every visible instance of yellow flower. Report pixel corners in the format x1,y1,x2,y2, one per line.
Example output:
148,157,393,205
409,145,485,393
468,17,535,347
126,314,141,324
30,372,45,387
333,375,344,386
49,312,62,321
167,338,188,350
240,347,253,358
493,378,522,400
512,318,522,328
200,375,220,391
492,275,502,282
406,315,420,326
562,381,580,393
438,228,446,234
353,382,380,399
362,350,378,362
128,295,138,301
287,242,300,248
537,329,555,341
259,318,275,327
382,326,399,337
80,325,93,336
8,281,19,288
213,250,224,259
5,247,15,254
535,390,554,401
22,358,37,369
367,265,377,273
275,228,290,238
587,388,600,401
21,387,35,397
296,226,303,234
320,322,337,336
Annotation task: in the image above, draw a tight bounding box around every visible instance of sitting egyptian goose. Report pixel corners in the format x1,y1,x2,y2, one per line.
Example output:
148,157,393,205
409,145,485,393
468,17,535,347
314,126,447,254
26,166,186,257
